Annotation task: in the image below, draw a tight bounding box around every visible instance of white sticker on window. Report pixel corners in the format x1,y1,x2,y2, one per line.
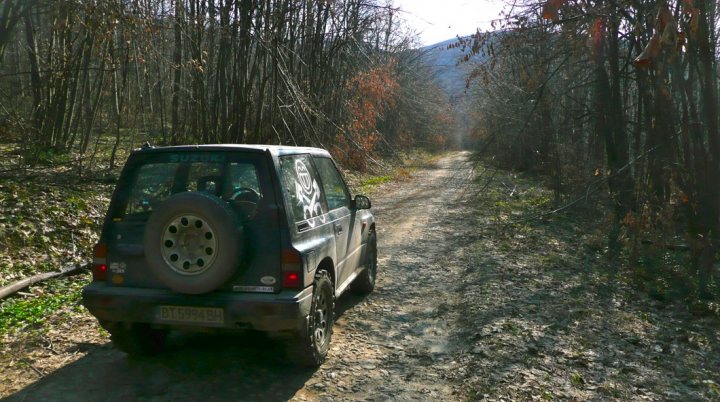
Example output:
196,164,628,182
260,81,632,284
295,160,325,227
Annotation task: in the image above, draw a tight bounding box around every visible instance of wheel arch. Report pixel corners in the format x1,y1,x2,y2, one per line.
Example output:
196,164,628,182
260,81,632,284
316,257,336,287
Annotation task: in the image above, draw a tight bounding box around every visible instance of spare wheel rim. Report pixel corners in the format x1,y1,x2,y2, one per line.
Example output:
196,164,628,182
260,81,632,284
160,213,219,275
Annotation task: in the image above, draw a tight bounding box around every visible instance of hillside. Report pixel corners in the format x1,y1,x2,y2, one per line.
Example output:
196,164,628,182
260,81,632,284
419,35,493,144
420,37,479,98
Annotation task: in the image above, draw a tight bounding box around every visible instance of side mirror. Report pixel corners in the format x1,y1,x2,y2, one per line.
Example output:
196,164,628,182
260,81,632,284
352,195,371,210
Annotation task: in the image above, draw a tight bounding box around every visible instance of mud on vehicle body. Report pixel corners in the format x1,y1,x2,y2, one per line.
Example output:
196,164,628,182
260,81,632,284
82,144,376,366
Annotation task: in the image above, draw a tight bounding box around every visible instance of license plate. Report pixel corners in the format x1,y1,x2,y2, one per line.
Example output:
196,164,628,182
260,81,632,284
156,306,224,326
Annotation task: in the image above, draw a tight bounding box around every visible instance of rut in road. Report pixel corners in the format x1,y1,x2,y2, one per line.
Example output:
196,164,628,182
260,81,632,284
294,151,475,401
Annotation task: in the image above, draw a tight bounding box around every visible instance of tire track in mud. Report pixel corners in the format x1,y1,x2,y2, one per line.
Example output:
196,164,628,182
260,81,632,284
293,151,475,401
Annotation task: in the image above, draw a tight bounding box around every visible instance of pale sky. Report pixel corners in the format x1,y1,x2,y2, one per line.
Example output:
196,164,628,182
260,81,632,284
393,0,506,46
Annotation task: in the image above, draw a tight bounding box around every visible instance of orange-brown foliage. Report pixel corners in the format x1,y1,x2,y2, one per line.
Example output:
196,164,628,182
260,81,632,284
337,61,400,170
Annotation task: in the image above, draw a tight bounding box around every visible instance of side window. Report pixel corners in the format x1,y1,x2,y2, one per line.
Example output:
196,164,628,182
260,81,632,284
314,157,350,210
124,163,180,216
279,155,327,227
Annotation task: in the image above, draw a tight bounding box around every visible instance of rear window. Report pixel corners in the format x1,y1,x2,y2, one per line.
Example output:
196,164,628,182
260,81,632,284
124,163,180,216
115,152,265,220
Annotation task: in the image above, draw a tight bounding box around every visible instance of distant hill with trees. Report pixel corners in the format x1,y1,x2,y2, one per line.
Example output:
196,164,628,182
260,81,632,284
419,34,493,148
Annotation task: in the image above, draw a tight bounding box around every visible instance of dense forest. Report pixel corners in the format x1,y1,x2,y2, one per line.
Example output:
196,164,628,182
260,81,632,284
467,0,719,301
1,0,719,302
0,0,453,172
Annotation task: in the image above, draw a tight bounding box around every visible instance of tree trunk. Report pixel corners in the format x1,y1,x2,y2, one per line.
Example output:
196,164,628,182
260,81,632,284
23,12,42,139
171,0,184,144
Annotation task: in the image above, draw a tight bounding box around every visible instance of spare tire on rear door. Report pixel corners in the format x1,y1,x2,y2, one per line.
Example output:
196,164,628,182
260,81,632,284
144,192,243,294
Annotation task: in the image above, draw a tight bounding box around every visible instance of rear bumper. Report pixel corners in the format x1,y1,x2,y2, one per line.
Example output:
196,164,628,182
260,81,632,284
82,282,312,333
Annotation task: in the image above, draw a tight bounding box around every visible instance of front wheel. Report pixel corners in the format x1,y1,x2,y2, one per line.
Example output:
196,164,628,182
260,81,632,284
352,230,377,294
286,270,334,366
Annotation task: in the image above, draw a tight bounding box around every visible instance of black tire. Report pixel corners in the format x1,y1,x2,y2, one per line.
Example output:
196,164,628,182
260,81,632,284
287,270,334,367
144,192,243,294
108,323,168,357
352,230,377,294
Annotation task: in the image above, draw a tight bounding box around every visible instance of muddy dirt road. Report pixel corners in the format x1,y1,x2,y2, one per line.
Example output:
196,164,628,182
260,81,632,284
4,152,476,401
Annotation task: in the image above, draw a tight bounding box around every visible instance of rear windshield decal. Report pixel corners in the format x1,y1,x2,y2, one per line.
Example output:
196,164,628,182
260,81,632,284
169,153,226,163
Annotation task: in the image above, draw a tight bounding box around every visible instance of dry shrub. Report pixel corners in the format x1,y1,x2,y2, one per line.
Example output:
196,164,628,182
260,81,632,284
332,135,370,171
339,61,400,171
395,167,411,181
429,134,448,149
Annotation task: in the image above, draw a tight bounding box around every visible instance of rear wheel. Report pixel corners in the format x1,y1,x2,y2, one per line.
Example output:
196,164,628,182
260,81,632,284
287,270,334,367
107,323,168,356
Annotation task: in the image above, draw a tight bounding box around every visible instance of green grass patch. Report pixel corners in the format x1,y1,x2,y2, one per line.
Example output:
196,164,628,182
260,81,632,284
570,372,585,386
21,147,73,166
0,285,83,337
345,151,434,196
476,169,556,225
357,174,396,195
362,175,392,187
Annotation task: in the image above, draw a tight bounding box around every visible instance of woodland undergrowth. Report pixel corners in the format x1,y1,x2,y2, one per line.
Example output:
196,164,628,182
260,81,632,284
460,161,720,400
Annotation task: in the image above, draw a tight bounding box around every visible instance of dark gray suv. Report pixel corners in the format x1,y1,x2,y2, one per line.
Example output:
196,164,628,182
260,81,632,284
82,144,376,366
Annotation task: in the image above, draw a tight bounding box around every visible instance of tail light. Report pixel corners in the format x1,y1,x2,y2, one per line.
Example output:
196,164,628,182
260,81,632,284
92,243,108,281
281,248,302,289
283,272,301,288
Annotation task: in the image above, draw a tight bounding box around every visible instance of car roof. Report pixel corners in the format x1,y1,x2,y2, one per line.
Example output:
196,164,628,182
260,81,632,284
132,144,332,158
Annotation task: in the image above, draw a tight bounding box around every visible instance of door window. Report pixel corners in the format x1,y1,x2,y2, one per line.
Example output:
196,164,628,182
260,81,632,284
314,157,350,210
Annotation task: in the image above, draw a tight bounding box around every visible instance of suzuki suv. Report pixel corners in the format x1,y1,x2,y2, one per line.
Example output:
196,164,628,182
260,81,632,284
82,144,376,366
